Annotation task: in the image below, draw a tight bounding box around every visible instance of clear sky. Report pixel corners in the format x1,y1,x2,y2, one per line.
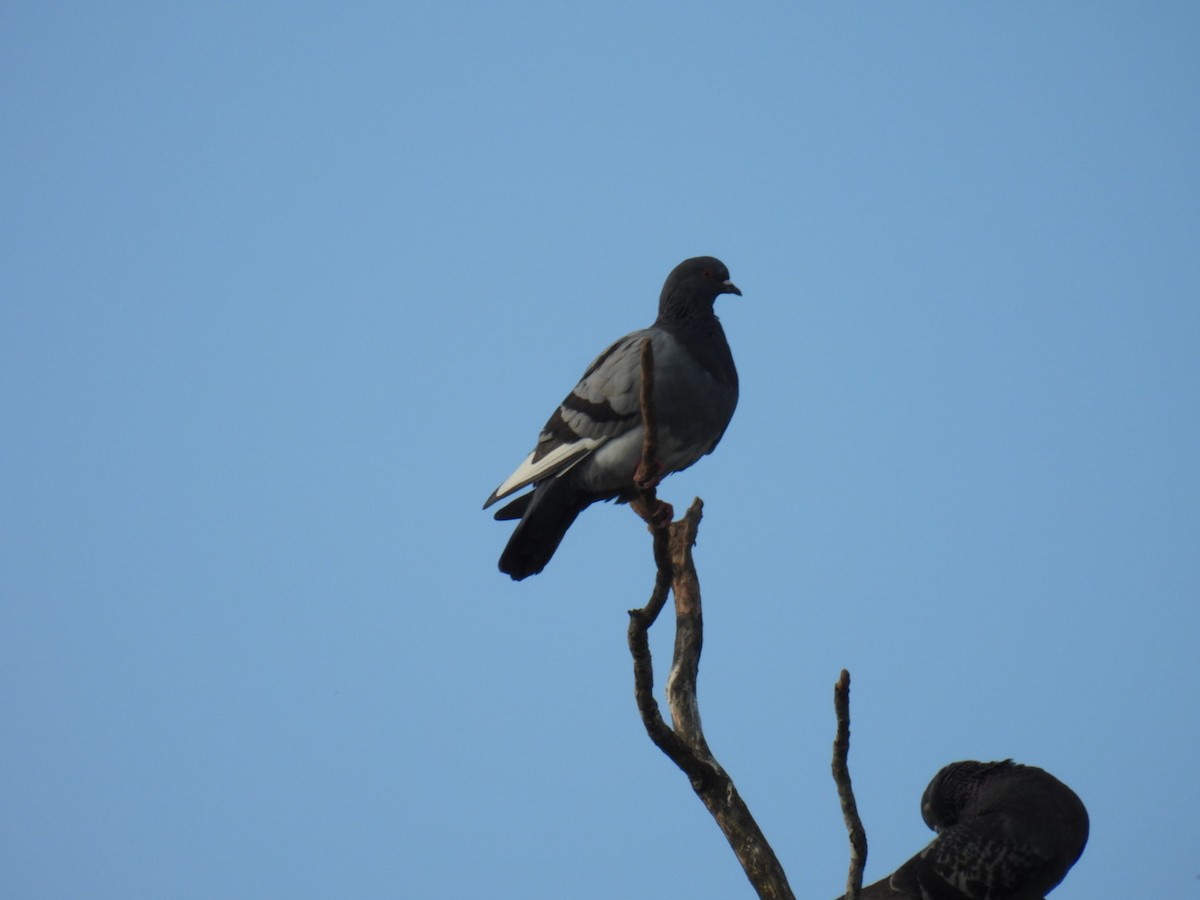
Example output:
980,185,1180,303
3,3,1197,898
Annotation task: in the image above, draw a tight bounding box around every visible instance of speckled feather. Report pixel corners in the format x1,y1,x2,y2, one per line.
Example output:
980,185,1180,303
841,760,1088,900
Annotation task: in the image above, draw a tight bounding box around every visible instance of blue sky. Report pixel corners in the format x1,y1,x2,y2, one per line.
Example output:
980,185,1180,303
2,3,1197,898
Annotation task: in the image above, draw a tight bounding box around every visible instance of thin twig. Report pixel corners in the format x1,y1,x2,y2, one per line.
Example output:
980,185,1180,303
833,669,867,900
636,337,658,488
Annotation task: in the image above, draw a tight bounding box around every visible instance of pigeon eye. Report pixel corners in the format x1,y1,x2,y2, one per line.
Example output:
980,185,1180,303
701,269,713,278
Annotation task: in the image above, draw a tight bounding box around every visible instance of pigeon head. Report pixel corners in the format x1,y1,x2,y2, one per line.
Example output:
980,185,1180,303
658,256,741,320
920,759,1016,833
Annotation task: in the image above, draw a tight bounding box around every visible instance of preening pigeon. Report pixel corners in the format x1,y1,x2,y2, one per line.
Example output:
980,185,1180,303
484,256,741,580
839,760,1089,900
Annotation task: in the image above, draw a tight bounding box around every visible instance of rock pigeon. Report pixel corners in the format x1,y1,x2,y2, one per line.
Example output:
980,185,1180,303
839,760,1089,900
484,256,741,580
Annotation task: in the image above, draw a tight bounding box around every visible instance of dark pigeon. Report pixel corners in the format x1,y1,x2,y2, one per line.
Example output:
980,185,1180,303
484,256,741,580
839,760,1089,900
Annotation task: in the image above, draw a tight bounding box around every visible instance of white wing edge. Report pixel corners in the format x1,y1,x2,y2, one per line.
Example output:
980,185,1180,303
483,438,600,508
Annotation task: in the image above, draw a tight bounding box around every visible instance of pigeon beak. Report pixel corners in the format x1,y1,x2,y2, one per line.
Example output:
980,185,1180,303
722,280,742,296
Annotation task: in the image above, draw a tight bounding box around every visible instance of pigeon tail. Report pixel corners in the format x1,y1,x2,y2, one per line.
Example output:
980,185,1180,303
498,481,590,580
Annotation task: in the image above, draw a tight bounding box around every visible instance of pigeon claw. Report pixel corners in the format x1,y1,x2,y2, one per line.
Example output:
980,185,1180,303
629,495,674,530
649,500,675,529
633,460,666,491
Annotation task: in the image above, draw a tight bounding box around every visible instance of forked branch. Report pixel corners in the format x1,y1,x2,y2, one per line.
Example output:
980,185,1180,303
626,337,795,900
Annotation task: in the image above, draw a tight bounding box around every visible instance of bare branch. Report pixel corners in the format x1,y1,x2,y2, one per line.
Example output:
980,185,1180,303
636,336,659,490
627,336,702,779
832,669,868,900
664,500,707,753
628,572,712,789
626,337,794,900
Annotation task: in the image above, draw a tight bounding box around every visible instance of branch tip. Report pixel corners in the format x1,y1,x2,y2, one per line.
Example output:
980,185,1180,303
832,668,867,900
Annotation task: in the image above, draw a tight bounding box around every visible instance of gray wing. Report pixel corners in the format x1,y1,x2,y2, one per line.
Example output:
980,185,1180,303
484,330,649,508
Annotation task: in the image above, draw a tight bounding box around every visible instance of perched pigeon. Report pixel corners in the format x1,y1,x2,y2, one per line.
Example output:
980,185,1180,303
484,256,741,580
839,760,1089,900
